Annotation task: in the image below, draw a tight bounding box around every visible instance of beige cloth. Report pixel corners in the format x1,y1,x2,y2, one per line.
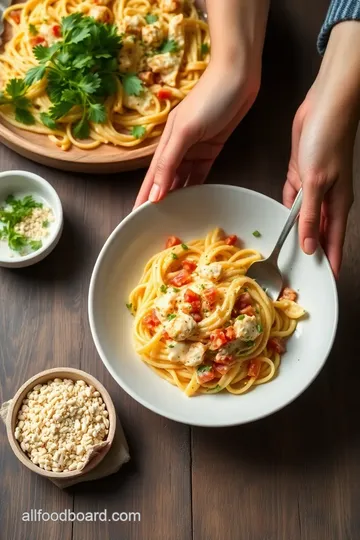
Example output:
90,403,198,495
0,399,130,489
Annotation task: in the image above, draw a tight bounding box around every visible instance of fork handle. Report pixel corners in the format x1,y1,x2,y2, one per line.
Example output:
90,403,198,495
269,188,303,262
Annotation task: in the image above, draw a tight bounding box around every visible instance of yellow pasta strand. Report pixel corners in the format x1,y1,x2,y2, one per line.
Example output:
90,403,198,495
128,228,305,397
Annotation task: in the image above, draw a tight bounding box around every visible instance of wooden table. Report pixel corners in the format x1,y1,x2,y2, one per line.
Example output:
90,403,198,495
1,2,360,539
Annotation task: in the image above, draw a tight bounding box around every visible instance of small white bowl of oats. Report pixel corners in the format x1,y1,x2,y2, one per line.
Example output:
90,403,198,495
0,170,63,268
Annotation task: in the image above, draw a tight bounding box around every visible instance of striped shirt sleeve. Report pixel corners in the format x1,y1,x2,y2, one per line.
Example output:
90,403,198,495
318,0,360,54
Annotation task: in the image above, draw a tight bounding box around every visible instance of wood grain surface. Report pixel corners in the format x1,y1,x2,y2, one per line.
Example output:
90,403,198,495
1,2,360,539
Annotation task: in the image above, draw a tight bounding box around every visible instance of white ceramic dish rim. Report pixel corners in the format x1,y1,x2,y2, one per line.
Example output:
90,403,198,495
88,184,339,427
0,169,63,264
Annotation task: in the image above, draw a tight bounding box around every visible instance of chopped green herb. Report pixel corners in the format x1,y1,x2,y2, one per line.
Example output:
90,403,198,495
181,243,189,250
159,39,179,54
0,194,44,253
252,230,261,238
29,240,42,251
131,125,146,139
121,73,144,96
200,284,205,290
173,287,180,293
160,284,168,293
237,314,245,320
245,340,254,347
197,364,213,373
42,220,49,228
168,344,175,349
171,253,178,260
167,313,176,321
29,24,38,36
257,324,263,333
201,43,210,56
40,112,59,130
126,303,132,310
145,13,158,24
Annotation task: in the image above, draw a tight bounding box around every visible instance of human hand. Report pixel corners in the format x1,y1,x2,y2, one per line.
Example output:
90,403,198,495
134,0,270,209
283,22,360,278
134,61,260,208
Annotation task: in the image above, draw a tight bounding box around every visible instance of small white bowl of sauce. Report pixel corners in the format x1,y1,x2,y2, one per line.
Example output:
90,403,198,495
0,170,63,268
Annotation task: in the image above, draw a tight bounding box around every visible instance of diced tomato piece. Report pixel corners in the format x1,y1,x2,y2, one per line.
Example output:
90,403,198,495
184,289,200,304
168,270,190,288
240,305,255,316
52,24,61,38
143,309,160,330
248,359,261,378
214,362,233,375
238,292,252,308
162,331,170,341
30,36,46,47
182,259,197,273
203,287,217,310
233,292,252,316
184,288,201,313
280,287,298,302
10,11,21,24
158,89,172,100
166,236,181,249
168,269,192,287
192,313,202,323
225,326,236,341
214,353,234,366
224,234,237,246
209,329,228,351
197,367,216,384
267,337,286,354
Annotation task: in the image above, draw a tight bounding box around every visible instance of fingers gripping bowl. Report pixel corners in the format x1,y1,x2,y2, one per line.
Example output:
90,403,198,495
88,185,338,427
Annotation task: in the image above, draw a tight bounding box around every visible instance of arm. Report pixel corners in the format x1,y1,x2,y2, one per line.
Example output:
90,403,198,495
134,0,270,208
284,20,360,276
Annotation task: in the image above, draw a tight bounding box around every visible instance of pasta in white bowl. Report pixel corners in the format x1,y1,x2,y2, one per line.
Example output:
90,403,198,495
89,185,338,427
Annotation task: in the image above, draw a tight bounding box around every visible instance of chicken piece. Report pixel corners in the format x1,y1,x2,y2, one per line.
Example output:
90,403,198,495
154,290,178,322
197,263,222,282
123,88,156,114
162,0,184,12
167,341,189,362
89,6,111,23
164,312,197,341
147,14,184,86
119,36,145,73
184,342,206,367
234,315,260,342
123,15,145,35
142,22,164,47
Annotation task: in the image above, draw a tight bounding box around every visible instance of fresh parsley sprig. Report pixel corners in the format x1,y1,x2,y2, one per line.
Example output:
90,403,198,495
0,79,35,125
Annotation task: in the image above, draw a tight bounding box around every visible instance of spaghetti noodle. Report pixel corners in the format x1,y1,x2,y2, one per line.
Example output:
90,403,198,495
0,0,209,150
128,228,306,397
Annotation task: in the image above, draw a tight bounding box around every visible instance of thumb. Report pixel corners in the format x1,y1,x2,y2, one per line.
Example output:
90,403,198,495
299,173,327,255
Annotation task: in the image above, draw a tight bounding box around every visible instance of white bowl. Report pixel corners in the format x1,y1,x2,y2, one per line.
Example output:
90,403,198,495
89,185,338,427
0,170,63,268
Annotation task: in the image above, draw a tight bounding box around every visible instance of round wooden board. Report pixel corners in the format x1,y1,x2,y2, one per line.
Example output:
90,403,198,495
0,10,160,173
0,117,159,173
